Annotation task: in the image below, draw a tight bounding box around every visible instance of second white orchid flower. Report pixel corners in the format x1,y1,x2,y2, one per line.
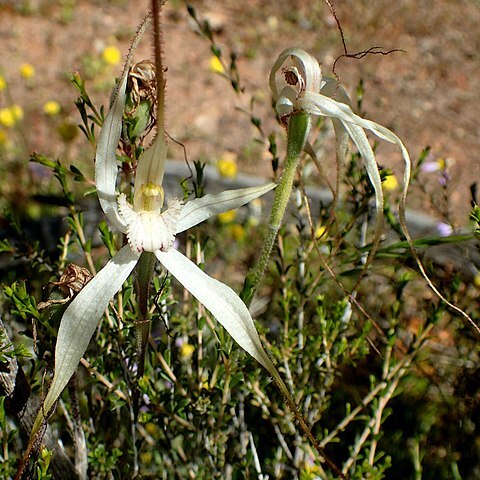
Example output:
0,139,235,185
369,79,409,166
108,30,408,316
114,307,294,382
243,48,412,305
270,47,411,241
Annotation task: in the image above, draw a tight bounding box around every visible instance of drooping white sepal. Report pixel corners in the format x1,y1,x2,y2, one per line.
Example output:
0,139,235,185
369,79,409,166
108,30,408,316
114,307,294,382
156,248,274,370
32,245,139,435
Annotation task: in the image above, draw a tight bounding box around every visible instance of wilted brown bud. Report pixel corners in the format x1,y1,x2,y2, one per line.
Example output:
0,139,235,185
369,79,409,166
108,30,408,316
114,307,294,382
128,60,157,111
37,264,93,310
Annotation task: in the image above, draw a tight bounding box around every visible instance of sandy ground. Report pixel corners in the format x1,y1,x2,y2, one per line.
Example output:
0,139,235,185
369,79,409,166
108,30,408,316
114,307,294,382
1,0,479,224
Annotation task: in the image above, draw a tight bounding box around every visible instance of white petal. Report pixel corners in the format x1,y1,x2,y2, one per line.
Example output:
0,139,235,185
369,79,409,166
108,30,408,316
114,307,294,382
275,86,296,117
342,120,384,245
302,91,392,143
176,183,276,234
95,71,129,233
133,134,168,212
300,90,411,212
156,248,274,372
33,245,139,433
94,15,151,233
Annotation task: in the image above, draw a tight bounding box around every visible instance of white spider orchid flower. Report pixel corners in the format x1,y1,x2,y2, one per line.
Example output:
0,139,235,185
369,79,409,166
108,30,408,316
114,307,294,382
269,48,411,248
31,60,282,436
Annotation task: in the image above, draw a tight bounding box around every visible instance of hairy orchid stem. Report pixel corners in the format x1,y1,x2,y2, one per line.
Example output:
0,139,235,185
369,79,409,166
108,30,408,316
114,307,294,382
242,113,311,305
133,251,156,416
152,0,166,131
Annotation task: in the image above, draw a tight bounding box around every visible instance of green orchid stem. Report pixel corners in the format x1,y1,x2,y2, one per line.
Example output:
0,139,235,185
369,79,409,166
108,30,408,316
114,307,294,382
242,112,310,306
133,251,156,416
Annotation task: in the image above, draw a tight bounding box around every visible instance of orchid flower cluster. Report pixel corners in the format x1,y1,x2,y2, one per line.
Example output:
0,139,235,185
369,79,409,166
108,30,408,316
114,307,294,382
31,29,290,437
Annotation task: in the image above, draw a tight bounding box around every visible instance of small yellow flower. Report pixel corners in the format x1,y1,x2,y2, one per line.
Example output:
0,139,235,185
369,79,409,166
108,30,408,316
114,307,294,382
102,46,121,66
209,56,225,74
0,105,23,127
315,225,327,240
145,422,158,436
218,209,237,224
473,274,480,289
267,15,279,30
20,63,35,79
228,223,245,241
179,342,195,360
11,105,24,120
43,100,61,116
0,75,6,91
0,109,15,127
140,451,153,465
383,173,398,191
217,152,238,178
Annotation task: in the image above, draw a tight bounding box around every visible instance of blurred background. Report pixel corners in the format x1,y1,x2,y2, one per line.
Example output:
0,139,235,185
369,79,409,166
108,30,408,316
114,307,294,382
1,0,479,223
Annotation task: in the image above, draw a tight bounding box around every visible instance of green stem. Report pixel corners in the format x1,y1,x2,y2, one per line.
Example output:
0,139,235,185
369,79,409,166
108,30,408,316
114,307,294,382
133,252,156,415
242,112,311,305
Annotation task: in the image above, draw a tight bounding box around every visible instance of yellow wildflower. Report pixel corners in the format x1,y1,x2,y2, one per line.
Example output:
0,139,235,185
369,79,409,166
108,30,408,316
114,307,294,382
473,274,480,290
20,63,35,79
383,173,398,191
0,105,23,127
43,100,61,116
11,105,23,120
218,209,237,224
0,75,6,91
228,224,245,241
140,451,153,465
315,225,327,240
179,342,195,360
145,422,158,436
209,56,225,74
102,46,121,66
217,152,238,178
0,109,16,127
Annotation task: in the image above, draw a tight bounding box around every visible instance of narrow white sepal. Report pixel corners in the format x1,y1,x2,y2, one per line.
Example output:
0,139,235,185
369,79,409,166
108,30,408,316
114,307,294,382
94,15,151,233
300,88,412,208
95,72,129,233
176,183,276,234
302,91,392,143
156,248,274,372
37,245,139,427
342,121,384,229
